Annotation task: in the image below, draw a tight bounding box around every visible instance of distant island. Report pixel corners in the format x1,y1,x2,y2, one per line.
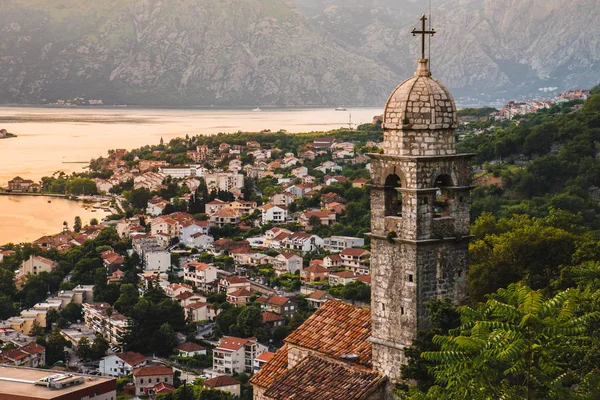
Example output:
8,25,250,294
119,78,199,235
0,128,17,139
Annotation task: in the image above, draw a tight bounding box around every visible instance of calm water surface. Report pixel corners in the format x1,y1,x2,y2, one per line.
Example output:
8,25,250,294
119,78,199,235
0,196,109,245
0,106,380,244
0,107,382,185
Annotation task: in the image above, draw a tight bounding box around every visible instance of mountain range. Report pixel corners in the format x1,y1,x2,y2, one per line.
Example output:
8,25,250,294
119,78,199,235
0,0,598,106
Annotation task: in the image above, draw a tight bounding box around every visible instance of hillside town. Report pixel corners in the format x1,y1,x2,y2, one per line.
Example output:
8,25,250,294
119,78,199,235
0,127,379,398
491,89,592,120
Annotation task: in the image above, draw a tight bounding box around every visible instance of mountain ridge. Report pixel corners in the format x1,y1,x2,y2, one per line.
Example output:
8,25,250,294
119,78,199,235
0,0,598,106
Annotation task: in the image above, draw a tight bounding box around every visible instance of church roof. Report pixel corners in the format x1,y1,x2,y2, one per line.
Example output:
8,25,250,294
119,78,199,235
250,344,289,389
383,59,456,130
262,354,384,400
284,300,372,367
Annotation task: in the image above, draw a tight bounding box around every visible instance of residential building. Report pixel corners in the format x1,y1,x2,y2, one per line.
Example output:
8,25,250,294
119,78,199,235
219,276,251,294
340,248,371,275
226,288,253,306
313,137,336,150
8,177,40,193
0,342,45,367
262,312,285,330
185,302,218,322
189,233,214,250
305,290,333,309
100,251,124,269
323,236,365,252
300,264,330,283
82,302,129,346
353,178,368,188
329,271,358,286
133,365,173,397
209,207,240,228
253,352,275,373
205,199,229,215
18,255,58,277
179,220,211,247
299,211,336,228
261,204,288,224
164,283,193,298
258,296,296,318
272,253,303,276
183,262,218,290
175,342,207,357
203,375,242,397
213,336,268,375
323,254,342,269
270,192,295,207
132,236,171,272
99,352,146,377
282,232,324,253
263,228,292,250
0,367,116,400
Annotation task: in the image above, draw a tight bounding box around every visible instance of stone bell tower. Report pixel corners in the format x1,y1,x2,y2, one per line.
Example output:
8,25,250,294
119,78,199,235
368,15,473,387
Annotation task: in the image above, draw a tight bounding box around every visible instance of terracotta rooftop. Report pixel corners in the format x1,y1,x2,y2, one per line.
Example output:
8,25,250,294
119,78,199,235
263,355,383,400
250,344,289,388
255,351,275,363
331,271,356,279
303,264,329,274
216,336,255,352
175,342,206,353
116,351,146,367
228,288,253,297
154,382,175,393
356,275,372,284
133,365,173,377
203,375,241,388
341,248,370,257
20,342,45,355
284,300,372,367
306,290,332,301
262,311,285,323
186,302,208,309
267,296,291,306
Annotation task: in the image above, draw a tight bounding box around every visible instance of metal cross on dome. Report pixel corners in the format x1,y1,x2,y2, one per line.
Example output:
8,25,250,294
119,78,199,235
412,14,436,60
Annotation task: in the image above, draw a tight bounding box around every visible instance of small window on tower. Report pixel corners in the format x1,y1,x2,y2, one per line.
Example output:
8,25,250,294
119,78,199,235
408,274,414,283
457,270,463,277
384,174,402,217
401,307,405,315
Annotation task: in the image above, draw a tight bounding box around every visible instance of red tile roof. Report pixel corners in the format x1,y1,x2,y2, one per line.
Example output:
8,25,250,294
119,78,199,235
116,352,146,367
203,375,241,388
284,300,372,366
20,342,45,355
306,290,332,301
249,344,289,388
186,302,208,309
154,382,175,393
303,264,329,274
133,365,173,377
356,275,371,284
175,342,206,353
262,312,285,323
216,336,255,352
255,351,275,363
331,271,356,279
228,288,253,297
341,248,370,257
262,355,383,400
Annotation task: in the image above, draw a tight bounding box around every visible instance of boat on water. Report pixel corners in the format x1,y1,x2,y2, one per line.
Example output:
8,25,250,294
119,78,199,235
335,107,347,111
252,107,261,112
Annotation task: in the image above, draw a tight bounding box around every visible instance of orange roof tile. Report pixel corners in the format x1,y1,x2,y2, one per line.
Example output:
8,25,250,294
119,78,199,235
267,296,291,306
284,300,372,367
175,342,206,353
203,375,241,388
133,365,173,377
263,355,383,400
262,312,285,323
249,344,289,388
216,336,254,352
255,351,275,363
116,352,146,367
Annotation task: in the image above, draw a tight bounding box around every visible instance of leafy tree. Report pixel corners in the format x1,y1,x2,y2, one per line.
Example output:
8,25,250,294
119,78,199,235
91,334,109,360
43,328,69,366
404,283,600,399
76,337,92,360
73,216,82,233
113,283,139,316
153,323,178,356
61,302,83,323
0,295,16,319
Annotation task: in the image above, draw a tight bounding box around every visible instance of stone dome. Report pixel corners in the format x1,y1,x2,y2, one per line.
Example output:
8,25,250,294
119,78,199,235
383,59,457,130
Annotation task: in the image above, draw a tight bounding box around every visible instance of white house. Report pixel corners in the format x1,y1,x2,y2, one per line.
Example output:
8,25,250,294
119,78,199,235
175,342,207,357
183,261,219,290
189,233,214,250
261,204,288,224
213,337,268,375
282,232,324,253
323,236,365,252
272,252,303,276
270,192,295,207
203,375,242,398
179,220,210,247
99,352,147,377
